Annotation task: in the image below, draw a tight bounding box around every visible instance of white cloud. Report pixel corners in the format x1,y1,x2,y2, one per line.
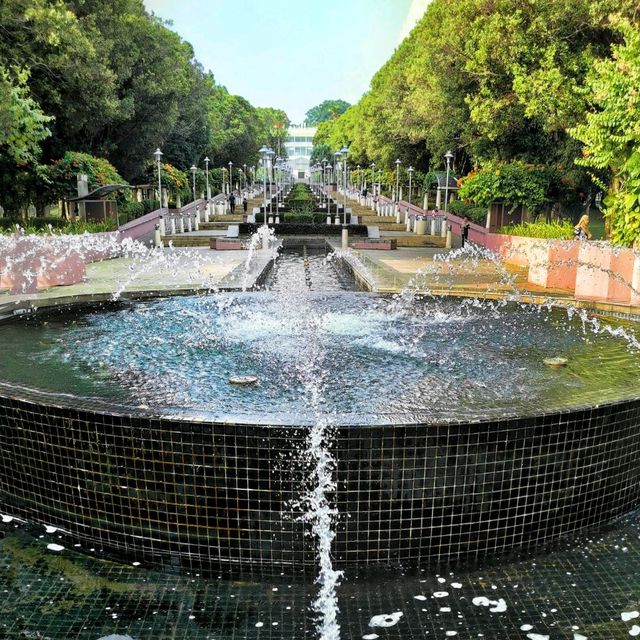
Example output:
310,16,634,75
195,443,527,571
399,0,432,43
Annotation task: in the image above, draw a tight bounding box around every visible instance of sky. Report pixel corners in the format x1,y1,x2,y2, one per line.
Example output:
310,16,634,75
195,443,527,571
144,0,429,124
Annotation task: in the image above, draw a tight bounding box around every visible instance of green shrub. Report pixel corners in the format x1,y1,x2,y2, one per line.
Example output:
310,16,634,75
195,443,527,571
498,220,574,239
448,199,487,224
0,218,116,235
119,200,144,222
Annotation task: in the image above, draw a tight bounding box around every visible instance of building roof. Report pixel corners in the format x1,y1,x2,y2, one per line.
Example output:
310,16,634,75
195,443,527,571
67,184,132,202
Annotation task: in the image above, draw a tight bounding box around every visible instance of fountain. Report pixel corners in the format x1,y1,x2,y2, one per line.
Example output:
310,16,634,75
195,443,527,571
1,233,640,639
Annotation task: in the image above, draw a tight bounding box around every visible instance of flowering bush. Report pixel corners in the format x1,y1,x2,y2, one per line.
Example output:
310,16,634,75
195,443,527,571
44,151,124,202
457,161,564,214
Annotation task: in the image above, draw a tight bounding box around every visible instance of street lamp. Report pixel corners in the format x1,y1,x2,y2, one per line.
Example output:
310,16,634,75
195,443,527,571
444,150,454,214
267,148,275,221
340,146,349,225
154,148,163,209
408,166,414,205
204,156,210,201
243,163,247,193
395,159,401,204
190,165,197,201
377,169,382,199
258,146,270,224
334,150,342,221
370,162,376,197
228,161,233,194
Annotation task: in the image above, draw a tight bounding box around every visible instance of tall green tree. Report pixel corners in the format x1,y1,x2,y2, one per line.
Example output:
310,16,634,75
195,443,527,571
305,99,351,125
571,18,640,247
0,65,51,164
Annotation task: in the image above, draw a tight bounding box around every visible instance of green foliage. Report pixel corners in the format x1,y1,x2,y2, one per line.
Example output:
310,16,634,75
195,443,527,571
458,161,564,213
0,218,116,235
314,0,636,185
498,220,574,239
570,19,640,247
447,199,487,224
0,0,288,215
310,143,333,167
44,152,125,203
0,65,52,164
305,100,351,125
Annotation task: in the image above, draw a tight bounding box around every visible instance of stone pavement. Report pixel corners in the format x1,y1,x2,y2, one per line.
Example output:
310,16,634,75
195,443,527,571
0,246,275,317
0,231,582,321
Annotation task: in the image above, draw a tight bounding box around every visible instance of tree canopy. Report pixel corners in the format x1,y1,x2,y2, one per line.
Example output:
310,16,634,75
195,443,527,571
305,100,351,125
0,0,288,215
313,0,640,242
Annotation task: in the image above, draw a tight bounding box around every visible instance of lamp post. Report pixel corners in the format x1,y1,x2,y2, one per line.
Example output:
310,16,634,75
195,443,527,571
444,150,454,214
408,166,414,206
243,163,247,194
340,146,349,225
377,169,382,198
228,161,233,195
267,147,275,221
190,165,197,202
259,146,270,224
154,148,163,208
370,162,376,197
395,159,402,222
334,150,342,221
204,156,210,200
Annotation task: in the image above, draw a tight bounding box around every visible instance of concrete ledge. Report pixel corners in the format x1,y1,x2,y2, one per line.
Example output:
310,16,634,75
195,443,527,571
211,238,243,250
350,240,397,250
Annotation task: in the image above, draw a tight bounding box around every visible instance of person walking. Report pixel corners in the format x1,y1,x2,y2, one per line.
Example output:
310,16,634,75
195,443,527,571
461,215,470,248
229,192,236,214
242,196,248,214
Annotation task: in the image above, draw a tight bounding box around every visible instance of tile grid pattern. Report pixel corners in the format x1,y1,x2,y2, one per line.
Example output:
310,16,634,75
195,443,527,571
1,393,640,571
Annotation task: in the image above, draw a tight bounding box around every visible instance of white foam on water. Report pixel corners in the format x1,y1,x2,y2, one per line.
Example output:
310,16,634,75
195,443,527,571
46,543,64,552
414,595,427,601
472,597,491,607
472,596,507,613
630,626,640,637
45,525,57,533
526,635,549,640
1,515,13,523
451,583,463,589
574,634,588,640
490,599,507,613
255,622,264,628
440,607,452,613
433,592,449,598
369,612,403,628
623,612,640,622
520,625,533,631
446,632,458,637
362,635,379,640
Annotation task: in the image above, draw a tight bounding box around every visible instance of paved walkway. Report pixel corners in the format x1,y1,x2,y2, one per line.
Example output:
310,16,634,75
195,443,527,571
0,247,275,316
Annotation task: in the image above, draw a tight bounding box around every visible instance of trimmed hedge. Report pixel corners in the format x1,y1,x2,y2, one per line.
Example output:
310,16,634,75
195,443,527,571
240,223,368,236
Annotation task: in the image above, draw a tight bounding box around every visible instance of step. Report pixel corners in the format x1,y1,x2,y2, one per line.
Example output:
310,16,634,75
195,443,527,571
392,235,446,248
209,215,244,223
164,236,213,247
200,222,235,230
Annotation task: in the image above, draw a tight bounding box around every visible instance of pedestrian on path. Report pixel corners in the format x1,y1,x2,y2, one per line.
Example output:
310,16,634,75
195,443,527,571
242,196,248,213
229,192,236,214
461,215,470,247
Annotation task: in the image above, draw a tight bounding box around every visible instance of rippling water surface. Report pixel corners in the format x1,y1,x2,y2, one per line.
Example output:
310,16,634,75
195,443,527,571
1,290,638,423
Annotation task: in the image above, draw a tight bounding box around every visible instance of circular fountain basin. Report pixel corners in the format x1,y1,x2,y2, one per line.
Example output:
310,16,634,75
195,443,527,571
0,292,639,570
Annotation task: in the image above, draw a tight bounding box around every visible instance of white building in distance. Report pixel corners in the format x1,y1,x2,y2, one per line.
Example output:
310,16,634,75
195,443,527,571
285,125,317,180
